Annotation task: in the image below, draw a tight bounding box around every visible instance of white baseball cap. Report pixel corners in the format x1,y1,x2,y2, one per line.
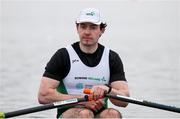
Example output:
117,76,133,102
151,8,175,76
76,8,105,25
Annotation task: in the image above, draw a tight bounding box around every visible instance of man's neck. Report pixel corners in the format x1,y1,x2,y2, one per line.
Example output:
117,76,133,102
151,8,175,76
79,42,98,54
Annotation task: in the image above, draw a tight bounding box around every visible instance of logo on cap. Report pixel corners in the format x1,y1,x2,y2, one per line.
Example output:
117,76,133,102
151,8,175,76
86,12,95,16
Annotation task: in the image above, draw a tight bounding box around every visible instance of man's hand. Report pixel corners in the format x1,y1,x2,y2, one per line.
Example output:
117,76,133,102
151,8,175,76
79,99,105,112
91,85,109,100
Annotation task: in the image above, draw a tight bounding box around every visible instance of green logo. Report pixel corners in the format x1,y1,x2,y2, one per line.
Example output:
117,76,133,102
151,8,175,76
86,12,95,16
76,83,84,89
101,77,106,82
87,76,107,82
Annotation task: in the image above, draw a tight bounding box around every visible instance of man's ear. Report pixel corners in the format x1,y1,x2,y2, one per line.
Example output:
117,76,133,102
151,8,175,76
76,24,78,30
101,28,105,34
76,24,80,34
100,28,105,36
99,28,105,37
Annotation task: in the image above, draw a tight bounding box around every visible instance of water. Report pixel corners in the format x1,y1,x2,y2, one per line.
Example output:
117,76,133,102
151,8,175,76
1,0,180,118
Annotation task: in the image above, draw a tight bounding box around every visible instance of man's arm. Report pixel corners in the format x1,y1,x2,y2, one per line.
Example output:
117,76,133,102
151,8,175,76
38,76,82,104
109,80,130,107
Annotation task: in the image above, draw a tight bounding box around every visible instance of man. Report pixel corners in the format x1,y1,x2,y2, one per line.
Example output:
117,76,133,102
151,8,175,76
38,8,130,118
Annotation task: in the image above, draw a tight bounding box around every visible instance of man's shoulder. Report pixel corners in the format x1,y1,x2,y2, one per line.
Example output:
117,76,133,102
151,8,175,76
56,47,68,55
98,44,118,56
53,47,69,60
109,49,119,57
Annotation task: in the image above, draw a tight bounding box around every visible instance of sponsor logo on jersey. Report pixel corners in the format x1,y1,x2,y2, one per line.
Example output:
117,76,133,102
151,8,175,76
74,76,107,82
72,59,79,63
75,83,84,89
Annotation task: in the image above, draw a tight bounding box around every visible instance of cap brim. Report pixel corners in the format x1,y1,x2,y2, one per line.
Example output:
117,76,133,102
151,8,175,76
76,20,101,25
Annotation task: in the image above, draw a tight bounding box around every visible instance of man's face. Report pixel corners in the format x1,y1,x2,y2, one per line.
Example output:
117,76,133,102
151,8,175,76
77,22,104,46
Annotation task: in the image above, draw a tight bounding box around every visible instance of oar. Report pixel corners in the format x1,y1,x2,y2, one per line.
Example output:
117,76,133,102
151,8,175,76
0,96,88,119
84,88,180,113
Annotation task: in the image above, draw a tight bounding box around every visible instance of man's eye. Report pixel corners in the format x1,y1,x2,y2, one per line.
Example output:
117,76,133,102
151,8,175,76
80,25,86,29
90,26,97,29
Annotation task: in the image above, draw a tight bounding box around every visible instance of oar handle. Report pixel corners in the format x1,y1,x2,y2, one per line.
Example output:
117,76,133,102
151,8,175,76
83,88,180,113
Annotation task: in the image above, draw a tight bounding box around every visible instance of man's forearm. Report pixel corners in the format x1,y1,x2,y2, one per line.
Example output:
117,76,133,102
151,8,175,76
109,88,129,107
38,89,83,104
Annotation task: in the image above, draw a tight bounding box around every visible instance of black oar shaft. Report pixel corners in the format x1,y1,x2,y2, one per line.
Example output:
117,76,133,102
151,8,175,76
3,97,87,118
5,103,54,118
106,94,180,113
143,100,180,113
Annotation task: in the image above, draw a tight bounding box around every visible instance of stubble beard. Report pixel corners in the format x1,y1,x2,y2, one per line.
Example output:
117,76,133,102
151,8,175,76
81,39,98,48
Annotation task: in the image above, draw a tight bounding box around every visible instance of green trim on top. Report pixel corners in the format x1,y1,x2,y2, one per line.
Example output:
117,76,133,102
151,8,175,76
57,81,68,94
56,81,69,118
104,97,108,108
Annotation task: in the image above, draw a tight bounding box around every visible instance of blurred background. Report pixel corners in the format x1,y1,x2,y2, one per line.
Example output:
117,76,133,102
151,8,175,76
0,0,180,118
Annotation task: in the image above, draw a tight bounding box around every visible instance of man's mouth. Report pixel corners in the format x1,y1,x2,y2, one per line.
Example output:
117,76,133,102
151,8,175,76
82,36,93,40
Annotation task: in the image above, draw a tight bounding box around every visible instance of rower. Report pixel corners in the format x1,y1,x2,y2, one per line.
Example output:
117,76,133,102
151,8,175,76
38,7,130,118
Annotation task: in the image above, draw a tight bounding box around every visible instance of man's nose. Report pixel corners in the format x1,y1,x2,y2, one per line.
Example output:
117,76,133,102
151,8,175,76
84,28,91,34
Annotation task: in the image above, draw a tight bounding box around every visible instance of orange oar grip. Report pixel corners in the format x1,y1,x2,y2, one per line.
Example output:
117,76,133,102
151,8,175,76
83,88,93,94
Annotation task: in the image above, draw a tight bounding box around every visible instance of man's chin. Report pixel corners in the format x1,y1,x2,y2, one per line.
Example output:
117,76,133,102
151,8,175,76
81,41,93,46
82,43,92,47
